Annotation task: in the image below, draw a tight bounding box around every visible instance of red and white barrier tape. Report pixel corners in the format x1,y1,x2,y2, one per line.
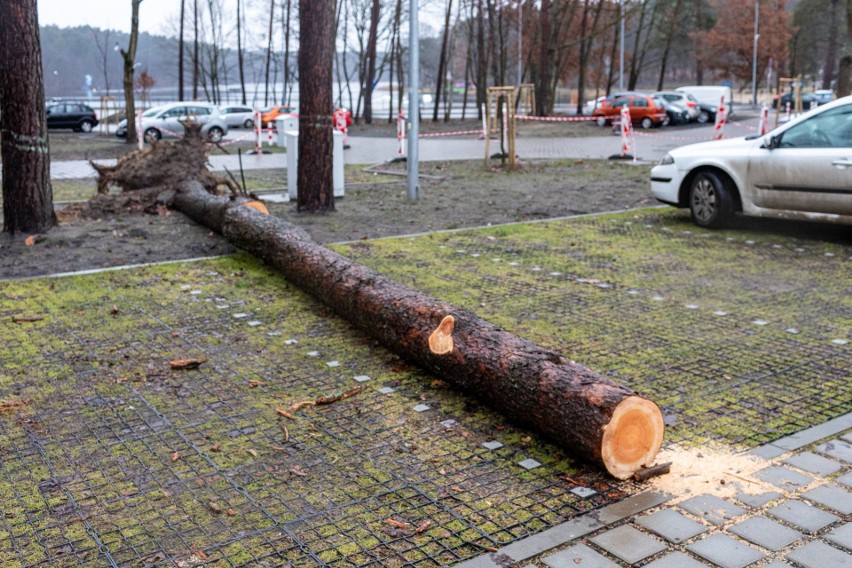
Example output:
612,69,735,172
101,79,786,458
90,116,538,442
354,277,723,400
516,114,599,122
420,129,486,138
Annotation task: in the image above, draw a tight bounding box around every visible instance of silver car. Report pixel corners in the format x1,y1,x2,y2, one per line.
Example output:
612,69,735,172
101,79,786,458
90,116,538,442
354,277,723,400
651,95,852,228
116,102,228,142
654,91,701,122
219,105,256,128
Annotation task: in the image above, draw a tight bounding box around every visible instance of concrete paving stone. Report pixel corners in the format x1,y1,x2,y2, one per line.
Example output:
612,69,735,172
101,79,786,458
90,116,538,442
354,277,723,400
679,494,747,525
643,551,710,568
686,533,765,568
749,444,787,460
728,516,802,551
753,465,813,491
837,472,852,489
762,562,794,568
767,499,840,533
589,525,667,564
378,387,395,394
786,540,852,568
801,485,852,515
518,458,541,470
542,544,619,568
816,439,852,463
594,492,674,525
824,522,852,550
496,514,603,562
783,452,844,476
773,414,852,451
734,490,783,509
636,509,708,543
482,441,503,450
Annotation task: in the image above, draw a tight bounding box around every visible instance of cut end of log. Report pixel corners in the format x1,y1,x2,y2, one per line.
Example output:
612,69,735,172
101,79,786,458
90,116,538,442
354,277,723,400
428,315,455,354
241,200,269,215
601,396,665,480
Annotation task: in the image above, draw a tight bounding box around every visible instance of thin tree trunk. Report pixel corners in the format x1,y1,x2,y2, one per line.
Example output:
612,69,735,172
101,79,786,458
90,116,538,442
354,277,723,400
0,0,56,234
363,0,381,124
298,0,335,212
237,0,247,105
433,0,454,122
121,0,142,144
193,0,199,99
171,183,664,480
537,0,553,115
179,0,185,101
283,0,292,104
476,0,488,118
656,0,684,91
823,0,840,89
264,0,277,106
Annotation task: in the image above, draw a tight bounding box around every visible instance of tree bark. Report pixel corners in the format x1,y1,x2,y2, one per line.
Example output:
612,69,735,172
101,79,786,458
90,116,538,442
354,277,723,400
298,0,335,212
264,0,277,106
169,185,664,479
179,0,185,101
0,0,57,235
837,0,852,97
433,0,454,122
237,0,247,105
363,0,381,124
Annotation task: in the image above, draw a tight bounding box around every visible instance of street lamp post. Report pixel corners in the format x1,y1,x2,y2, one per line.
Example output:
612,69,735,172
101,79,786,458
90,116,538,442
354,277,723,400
752,0,759,105
517,1,522,87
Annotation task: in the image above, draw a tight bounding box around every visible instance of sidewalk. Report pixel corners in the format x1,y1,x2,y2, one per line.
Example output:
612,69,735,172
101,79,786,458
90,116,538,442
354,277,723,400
43,119,760,180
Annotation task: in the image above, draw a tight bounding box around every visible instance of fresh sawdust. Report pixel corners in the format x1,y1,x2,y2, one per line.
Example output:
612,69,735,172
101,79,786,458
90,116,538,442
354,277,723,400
644,443,780,503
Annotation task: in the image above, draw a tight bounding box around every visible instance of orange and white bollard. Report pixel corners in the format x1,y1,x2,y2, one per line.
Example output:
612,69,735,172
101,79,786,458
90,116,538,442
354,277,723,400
712,96,727,140
253,110,263,153
396,110,406,158
334,108,349,147
758,105,770,135
619,105,635,159
136,109,143,149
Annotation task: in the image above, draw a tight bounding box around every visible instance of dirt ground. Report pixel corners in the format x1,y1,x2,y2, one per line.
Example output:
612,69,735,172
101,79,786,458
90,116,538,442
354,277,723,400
0,135,656,279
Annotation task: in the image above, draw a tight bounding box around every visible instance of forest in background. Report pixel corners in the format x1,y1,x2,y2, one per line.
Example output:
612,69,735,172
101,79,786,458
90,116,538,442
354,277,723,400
39,0,850,122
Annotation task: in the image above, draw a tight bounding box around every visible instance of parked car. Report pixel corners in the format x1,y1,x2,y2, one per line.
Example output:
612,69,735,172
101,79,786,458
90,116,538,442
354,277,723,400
115,102,228,142
592,94,668,129
654,91,700,121
675,85,734,123
46,103,98,132
584,95,607,113
814,90,834,105
260,105,295,127
772,90,821,111
650,95,852,228
220,105,256,128
657,98,690,126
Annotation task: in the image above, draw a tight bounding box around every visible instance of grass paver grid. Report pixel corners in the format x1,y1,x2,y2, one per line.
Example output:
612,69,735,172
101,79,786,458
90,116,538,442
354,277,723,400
0,208,849,566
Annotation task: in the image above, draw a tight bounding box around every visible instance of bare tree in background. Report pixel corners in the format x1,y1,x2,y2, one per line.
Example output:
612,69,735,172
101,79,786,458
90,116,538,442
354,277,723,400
237,0,247,104
282,0,294,104
264,0,277,106
363,0,382,123
298,0,335,212
92,27,113,96
433,0,454,122
179,0,185,100
119,0,143,144
837,0,852,96
0,0,56,234
193,0,200,99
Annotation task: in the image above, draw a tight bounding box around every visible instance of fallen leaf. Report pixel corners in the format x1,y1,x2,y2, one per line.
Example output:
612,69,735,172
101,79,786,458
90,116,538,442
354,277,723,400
193,549,208,560
209,442,220,452
169,358,207,370
438,468,446,475
247,379,265,388
226,509,236,517
385,519,409,528
110,305,120,315
207,501,222,514
24,235,35,246
245,448,257,458
0,400,30,414
171,452,180,462
289,465,307,477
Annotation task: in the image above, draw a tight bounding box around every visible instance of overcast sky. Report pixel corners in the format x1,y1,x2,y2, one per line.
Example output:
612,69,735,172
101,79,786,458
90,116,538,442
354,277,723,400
38,0,182,35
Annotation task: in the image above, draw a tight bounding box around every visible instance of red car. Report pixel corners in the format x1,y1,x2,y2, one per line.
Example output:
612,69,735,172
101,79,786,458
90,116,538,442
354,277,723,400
592,95,668,129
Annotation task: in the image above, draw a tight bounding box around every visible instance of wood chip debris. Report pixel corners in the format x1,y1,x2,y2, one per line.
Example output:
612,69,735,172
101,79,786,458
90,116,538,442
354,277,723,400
169,358,208,370
0,400,30,413
11,315,44,324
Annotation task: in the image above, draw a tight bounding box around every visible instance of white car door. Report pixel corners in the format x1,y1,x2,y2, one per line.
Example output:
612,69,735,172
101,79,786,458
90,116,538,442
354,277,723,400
747,103,852,216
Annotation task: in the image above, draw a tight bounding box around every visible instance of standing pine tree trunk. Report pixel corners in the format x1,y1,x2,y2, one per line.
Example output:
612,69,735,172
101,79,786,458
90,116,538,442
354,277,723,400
120,0,143,144
283,0,293,104
433,0,454,122
823,0,840,90
537,0,553,115
837,0,852,97
298,0,335,212
193,0,199,99
0,0,56,234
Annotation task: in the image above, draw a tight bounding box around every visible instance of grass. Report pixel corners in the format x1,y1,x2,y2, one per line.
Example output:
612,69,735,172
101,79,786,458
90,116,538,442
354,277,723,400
0,208,848,566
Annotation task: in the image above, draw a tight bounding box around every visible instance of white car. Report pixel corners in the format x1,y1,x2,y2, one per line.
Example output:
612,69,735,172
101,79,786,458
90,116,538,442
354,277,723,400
116,102,228,142
651,95,852,228
220,105,256,128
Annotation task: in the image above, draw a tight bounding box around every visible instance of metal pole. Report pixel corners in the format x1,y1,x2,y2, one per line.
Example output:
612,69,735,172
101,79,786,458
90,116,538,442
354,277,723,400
752,0,759,105
407,0,419,201
619,0,625,91
517,1,522,87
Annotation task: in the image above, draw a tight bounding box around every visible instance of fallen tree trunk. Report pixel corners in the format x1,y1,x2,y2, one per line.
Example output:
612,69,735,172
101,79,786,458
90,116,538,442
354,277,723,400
171,181,663,479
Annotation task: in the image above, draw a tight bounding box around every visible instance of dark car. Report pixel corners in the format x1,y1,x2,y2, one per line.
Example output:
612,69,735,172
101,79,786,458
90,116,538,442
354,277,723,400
772,91,821,111
46,103,98,132
657,98,690,125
